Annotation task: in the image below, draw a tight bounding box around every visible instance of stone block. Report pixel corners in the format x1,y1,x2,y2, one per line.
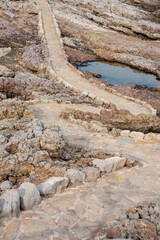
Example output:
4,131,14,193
18,183,41,210
129,131,144,140
93,157,126,173
64,169,86,184
0,189,20,217
120,130,130,138
37,177,69,195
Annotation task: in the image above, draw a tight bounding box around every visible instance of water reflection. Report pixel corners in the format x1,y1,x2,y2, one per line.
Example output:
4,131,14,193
78,61,160,88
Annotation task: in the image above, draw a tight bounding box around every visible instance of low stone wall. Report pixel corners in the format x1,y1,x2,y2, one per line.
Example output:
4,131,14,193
65,115,160,143
0,156,136,218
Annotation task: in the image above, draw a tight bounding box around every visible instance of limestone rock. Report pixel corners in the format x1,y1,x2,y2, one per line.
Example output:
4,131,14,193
21,44,46,72
18,182,41,210
83,167,100,182
120,130,130,138
0,47,11,58
93,157,126,173
64,169,86,184
0,180,13,191
40,128,65,158
129,131,144,140
37,177,69,196
0,189,20,217
156,134,160,142
144,133,156,141
0,65,14,77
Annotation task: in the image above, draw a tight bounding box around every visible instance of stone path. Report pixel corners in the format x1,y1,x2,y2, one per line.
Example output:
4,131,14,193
38,0,151,116
1,1,160,239
1,102,160,240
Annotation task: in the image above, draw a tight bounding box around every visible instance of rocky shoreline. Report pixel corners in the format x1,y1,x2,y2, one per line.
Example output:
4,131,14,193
0,0,160,239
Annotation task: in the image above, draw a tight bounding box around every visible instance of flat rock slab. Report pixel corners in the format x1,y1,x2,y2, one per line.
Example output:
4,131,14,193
93,157,126,173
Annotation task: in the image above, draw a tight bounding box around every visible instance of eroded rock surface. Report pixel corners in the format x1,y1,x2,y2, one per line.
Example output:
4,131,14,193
49,0,160,78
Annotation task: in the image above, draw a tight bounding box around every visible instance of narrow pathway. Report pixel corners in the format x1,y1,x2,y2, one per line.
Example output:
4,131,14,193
1,102,160,239
38,0,151,116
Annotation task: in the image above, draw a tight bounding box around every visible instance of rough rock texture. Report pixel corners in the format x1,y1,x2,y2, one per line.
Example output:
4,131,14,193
37,177,69,195
93,157,126,173
0,180,13,192
64,169,86,184
0,189,20,218
18,182,41,210
20,43,47,72
49,0,160,78
0,99,69,184
0,0,44,74
83,167,101,182
61,108,160,133
0,48,11,58
0,65,14,77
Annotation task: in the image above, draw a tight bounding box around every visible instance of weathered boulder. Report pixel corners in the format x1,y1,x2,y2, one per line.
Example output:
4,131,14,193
93,157,126,173
0,180,13,191
37,177,69,196
0,189,20,217
18,182,41,210
21,44,46,72
129,131,144,140
64,169,86,184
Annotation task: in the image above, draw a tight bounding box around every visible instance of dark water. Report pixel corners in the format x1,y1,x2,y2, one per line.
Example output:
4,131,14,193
78,61,160,88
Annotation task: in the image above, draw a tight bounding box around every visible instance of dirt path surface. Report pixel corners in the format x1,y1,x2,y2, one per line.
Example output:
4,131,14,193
38,0,152,116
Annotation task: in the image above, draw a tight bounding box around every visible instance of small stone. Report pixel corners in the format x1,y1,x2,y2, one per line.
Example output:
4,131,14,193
0,180,13,191
88,92,96,99
110,128,120,137
125,159,136,167
120,130,130,138
156,134,160,142
129,131,144,140
156,85,160,92
37,177,69,195
0,65,14,77
18,182,41,210
144,133,156,141
81,121,89,129
83,167,100,182
128,212,139,220
100,127,109,133
81,91,88,96
0,189,20,218
64,169,86,184
0,48,11,58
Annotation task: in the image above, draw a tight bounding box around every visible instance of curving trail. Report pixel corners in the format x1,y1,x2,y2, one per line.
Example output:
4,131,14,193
38,0,152,116
1,101,160,239
1,1,160,239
